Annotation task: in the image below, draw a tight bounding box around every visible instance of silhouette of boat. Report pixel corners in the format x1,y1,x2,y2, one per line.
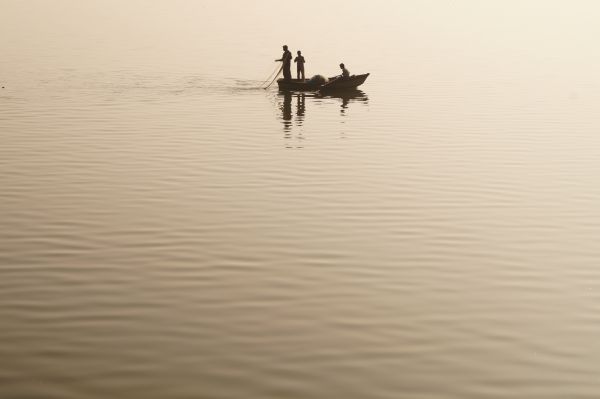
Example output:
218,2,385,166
277,73,370,91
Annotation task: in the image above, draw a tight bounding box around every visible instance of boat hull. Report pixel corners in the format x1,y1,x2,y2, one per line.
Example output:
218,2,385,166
276,79,322,91
277,73,370,91
320,73,370,91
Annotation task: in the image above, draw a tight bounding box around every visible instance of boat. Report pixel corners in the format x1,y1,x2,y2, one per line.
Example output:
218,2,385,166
277,73,370,91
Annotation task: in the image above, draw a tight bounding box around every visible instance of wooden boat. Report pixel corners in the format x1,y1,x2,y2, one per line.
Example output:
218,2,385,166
277,73,370,91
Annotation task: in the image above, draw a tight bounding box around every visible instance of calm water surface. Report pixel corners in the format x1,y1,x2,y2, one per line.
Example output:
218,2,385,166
3,1,600,398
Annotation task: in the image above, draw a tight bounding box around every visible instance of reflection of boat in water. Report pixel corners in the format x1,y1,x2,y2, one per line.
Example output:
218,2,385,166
315,89,369,114
277,73,370,91
277,89,368,131
315,89,368,102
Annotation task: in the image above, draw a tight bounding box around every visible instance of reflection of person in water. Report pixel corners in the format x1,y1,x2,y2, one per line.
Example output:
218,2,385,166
278,90,368,130
282,91,292,132
340,96,350,115
280,92,306,132
296,93,305,121
317,90,368,116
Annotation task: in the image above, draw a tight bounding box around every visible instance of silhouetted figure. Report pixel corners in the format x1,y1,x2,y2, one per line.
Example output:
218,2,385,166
339,63,350,78
276,45,293,81
294,51,306,80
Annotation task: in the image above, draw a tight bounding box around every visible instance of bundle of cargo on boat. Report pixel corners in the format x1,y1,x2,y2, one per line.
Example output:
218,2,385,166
308,75,328,85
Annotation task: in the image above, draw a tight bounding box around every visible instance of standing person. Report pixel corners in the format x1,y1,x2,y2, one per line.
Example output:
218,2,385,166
294,51,306,80
339,63,350,78
276,45,293,80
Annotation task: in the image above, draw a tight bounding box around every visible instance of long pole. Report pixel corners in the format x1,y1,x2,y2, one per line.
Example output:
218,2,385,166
263,64,283,90
259,63,282,88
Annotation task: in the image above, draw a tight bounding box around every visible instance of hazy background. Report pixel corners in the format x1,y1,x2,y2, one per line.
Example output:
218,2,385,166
4,1,600,82
2,1,600,398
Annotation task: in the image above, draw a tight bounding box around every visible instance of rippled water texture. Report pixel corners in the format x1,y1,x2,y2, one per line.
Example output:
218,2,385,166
3,1,600,398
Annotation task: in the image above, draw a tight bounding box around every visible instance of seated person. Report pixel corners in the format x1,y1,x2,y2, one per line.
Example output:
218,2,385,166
339,63,350,78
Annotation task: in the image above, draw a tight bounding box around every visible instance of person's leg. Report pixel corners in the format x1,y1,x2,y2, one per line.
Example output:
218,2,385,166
300,66,305,80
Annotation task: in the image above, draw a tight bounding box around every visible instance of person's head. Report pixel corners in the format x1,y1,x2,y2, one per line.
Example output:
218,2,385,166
339,63,345,69
297,50,302,55
283,45,288,51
